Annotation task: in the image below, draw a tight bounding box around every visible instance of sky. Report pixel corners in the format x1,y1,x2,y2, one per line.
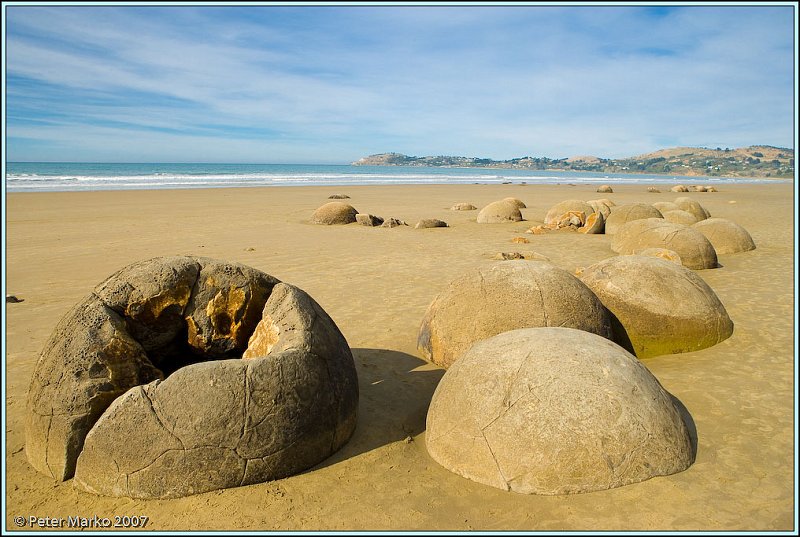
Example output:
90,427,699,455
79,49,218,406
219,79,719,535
3,3,797,163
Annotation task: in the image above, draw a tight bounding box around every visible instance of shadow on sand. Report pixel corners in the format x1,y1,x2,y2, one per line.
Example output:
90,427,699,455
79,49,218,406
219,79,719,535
314,348,445,468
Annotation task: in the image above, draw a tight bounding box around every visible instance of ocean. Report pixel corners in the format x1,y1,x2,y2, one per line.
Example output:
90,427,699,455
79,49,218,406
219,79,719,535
4,162,785,193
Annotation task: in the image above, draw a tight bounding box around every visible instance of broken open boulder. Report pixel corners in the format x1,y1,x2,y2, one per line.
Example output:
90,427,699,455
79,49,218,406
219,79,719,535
426,327,694,495
26,256,358,499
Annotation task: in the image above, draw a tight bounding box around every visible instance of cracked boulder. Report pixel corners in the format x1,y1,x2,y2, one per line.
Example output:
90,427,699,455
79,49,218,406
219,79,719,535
425,327,693,495
417,260,613,369
25,256,357,495
543,200,594,225
691,218,756,254
611,218,718,270
578,255,733,358
477,200,524,223
73,282,358,499
604,203,664,235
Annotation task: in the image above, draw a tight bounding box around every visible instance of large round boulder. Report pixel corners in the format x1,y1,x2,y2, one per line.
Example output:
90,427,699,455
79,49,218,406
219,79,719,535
611,219,718,270
426,327,693,495
674,197,710,221
604,203,663,235
477,200,523,223
543,200,594,225
578,255,733,358
311,202,358,225
26,256,358,497
417,261,613,369
691,218,756,254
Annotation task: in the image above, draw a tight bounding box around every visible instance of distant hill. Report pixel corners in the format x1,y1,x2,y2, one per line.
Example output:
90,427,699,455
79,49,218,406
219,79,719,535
352,145,794,178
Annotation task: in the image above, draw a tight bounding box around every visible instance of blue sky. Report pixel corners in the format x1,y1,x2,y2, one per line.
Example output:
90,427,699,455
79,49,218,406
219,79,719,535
3,3,796,163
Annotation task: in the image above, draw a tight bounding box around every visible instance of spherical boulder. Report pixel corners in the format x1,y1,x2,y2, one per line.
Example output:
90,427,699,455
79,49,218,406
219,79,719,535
544,200,594,225
611,219,718,270
425,327,693,495
578,255,733,358
26,256,358,497
662,209,700,226
477,200,523,223
692,218,756,254
503,197,527,209
674,197,710,221
311,202,358,225
604,203,663,235
417,261,613,369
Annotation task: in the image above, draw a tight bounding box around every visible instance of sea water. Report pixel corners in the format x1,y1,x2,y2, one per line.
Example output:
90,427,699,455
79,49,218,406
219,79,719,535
4,162,786,193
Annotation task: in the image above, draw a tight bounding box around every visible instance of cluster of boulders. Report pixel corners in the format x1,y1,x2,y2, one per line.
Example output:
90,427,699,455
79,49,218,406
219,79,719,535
419,254,733,493
26,257,359,499
671,185,718,192
525,198,614,235
311,201,446,230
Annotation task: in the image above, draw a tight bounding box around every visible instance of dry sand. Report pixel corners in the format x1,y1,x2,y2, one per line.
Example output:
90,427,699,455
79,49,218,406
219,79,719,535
4,182,796,531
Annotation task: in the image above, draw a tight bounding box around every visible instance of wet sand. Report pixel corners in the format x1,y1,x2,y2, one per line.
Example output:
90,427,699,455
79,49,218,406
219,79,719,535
4,182,795,531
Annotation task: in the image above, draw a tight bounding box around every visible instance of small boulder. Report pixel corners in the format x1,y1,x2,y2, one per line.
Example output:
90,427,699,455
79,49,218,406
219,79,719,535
646,187,661,193
328,194,350,199
311,202,358,225
356,213,384,226
671,185,689,193
477,200,523,223
415,219,448,229
381,218,408,228
596,185,613,193
450,203,477,211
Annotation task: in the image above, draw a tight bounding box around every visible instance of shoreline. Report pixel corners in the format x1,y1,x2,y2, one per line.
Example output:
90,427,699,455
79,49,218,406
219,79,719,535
5,182,796,531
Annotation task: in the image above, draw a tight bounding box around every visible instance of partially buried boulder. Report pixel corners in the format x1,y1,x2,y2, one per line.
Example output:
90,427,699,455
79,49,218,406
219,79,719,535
356,213,384,226
450,203,477,211
26,256,358,497
578,255,733,358
604,203,663,235
477,200,523,223
311,202,358,225
692,218,756,254
417,261,613,369
611,218,718,270
73,282,358,499
674,197,710,221
415,218,448,229
425,327,693,495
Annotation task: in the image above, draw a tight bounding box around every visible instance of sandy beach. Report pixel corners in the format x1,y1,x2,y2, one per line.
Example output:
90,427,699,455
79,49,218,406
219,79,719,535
4,182,796,531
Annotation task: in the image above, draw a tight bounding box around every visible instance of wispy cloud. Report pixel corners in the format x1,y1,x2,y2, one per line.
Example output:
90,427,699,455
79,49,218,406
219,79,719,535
4,4,795,162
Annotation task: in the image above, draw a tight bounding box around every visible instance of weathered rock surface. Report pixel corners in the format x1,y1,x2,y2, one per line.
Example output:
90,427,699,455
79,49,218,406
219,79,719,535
543,200,594,225
636,248,683,265
611,219,718,270
73,282,358,499
477,200,523,223
662,209,700,226
604,203,664,235
415,218,448,229
450,203,477,211
417,261,613,369
579,255,733,358
692,218,756,254
381,218,408,228
586,199,615,219
426,327,694,494
311,202,358,225
652,201,681,213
